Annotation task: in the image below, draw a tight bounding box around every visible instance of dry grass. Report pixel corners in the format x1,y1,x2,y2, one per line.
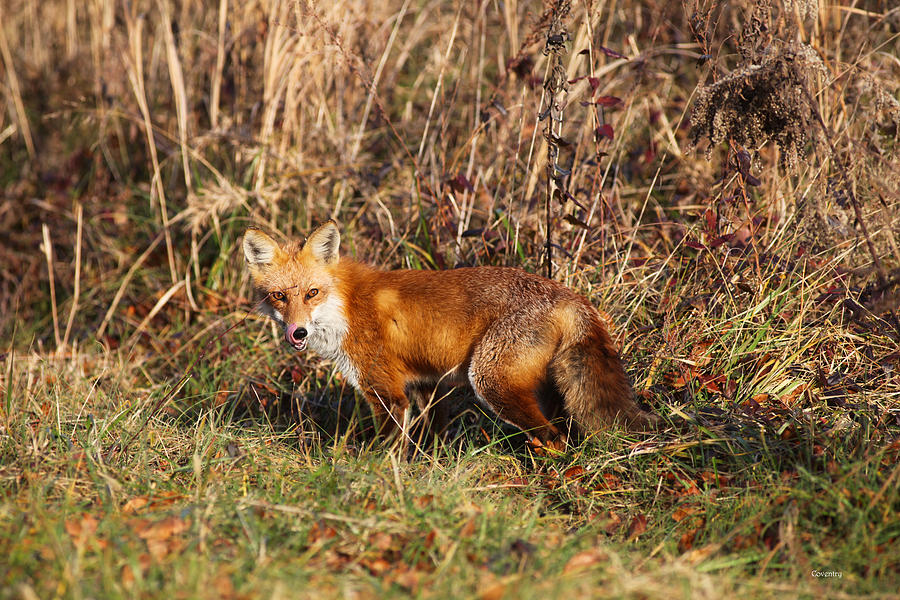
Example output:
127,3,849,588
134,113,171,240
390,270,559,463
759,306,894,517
2,0,899,597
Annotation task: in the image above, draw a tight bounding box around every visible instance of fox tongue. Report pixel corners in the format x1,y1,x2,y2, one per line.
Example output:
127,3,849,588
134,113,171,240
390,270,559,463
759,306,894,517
285,323,308,351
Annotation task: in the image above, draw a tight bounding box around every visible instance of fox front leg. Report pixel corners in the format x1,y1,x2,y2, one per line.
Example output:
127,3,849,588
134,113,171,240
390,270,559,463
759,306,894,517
362,389,411,442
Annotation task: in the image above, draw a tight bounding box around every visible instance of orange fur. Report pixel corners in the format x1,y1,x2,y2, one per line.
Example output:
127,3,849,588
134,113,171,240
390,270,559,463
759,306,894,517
243,221,658,446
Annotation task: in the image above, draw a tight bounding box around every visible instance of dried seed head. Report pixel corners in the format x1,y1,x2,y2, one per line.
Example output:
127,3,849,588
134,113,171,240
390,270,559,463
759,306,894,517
690,42,825,169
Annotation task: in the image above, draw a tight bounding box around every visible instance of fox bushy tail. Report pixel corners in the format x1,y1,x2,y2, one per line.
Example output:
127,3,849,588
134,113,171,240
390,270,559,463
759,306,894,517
551,321,660,434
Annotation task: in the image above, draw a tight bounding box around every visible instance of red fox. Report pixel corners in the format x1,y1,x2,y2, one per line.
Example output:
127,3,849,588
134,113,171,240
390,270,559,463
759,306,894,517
243,220,658,447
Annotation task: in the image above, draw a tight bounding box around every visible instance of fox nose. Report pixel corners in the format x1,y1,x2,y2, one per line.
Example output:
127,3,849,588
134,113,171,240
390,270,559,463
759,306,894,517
285,323,307,345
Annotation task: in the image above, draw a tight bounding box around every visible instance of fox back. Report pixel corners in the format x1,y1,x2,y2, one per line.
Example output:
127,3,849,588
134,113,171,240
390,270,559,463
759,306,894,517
244,221,658,446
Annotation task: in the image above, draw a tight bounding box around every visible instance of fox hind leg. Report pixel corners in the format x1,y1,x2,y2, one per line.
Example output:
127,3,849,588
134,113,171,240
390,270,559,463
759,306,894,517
467,337,564,447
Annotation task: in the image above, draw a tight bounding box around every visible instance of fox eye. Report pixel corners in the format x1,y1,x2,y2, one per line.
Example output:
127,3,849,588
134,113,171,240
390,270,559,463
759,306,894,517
305,288,319,300
270,291,286,302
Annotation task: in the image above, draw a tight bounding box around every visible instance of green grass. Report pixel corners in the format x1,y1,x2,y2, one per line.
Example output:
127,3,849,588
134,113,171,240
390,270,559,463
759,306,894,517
2,340,898,598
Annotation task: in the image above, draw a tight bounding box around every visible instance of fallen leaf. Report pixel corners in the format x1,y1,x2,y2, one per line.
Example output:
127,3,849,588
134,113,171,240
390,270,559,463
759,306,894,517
683,544,718,565
678,530,697,552
121,553,152,588
479,576,518,600
563,466,585,480
393,566,421,591
459,517,477,538
307,521,337,544
362,557,391,575
424,529,437,549
603,511,623,535
672,506,698,522
414,495,434,509
371,532,394,552
564,549,608,573
213,574,235,598
626,514,648,540
65,514,98,540
122,497,149,515
135,516,189,542
594,95,622,107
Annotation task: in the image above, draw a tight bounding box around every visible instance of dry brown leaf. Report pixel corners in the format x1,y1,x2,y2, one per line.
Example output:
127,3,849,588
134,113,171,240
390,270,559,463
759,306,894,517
563,465,584,480
393,568,421,591
121,553,152,589
413,494,434,509
672,505,699,522
213,574,235,598
122,497,149,515
479,577,516,600
363,557,391,575
135,516,189,541
626,513,648,540
678,530,697,553
603,511,623,535
459,517,477,538
563,548,608,573
64,514,98,540
682,543,718,565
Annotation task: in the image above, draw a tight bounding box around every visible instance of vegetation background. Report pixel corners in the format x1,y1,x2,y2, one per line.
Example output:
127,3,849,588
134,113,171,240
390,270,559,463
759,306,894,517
1,0,899,597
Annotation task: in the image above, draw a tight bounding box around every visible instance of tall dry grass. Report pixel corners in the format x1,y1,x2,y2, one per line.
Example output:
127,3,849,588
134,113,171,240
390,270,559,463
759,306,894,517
0,0,897,395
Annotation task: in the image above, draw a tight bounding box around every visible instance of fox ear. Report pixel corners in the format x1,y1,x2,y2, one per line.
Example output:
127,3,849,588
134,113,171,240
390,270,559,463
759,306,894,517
243,228,280,267
304,220,340,265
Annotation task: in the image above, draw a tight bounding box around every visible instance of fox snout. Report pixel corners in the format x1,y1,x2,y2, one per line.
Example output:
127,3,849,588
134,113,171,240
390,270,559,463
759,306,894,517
285,323,308,351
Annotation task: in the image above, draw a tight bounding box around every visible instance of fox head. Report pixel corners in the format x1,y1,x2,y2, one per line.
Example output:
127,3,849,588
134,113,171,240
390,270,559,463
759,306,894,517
243,220,347,355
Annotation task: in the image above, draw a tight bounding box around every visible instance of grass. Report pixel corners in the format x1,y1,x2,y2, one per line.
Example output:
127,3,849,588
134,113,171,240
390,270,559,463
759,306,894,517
2,0,899,597
3,347,898,598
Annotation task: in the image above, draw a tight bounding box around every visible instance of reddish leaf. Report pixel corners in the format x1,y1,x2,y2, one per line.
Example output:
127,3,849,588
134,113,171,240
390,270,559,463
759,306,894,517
684,237,705,250
594,96,622,107
597,472,622,490
448,173,474,193
672,506,698,522
414,494,434,509
603,511,623,535
424,529,437,549
459,517,477,538
479,580,511,600
627,514,648,540
564,549,609,573
567,76,600,93
704,208,717,234
134,516,189,542
122,497,149,515
708,236,728,249
563,214,590,229
678,530,697,552
308,521,338,544
595,124,614,140
363,557,392,575
699,471,730,486
598,46,628,59
65,514,99,546
563,466,585,480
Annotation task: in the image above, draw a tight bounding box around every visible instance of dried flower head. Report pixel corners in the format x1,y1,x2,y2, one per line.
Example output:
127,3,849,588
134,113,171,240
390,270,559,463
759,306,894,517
690,42,826,169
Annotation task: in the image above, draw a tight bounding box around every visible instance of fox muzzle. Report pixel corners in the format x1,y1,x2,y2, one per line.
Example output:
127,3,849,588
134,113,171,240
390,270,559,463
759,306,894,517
285,323,308,351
